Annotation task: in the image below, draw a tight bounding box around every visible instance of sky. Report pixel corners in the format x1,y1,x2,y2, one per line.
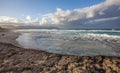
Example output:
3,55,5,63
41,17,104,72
0,0,104,18
0,0,120,29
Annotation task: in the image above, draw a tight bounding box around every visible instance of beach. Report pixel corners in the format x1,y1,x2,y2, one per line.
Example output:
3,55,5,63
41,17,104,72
0,30,120,73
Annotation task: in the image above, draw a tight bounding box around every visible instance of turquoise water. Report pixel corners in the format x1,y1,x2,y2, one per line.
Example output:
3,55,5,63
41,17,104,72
14,29,120,56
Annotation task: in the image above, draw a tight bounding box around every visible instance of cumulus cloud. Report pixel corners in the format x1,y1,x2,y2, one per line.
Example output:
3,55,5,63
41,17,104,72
0,0,120,29
39,18,48,25
44,0,120,25
0,15,50,26
41,0,120,29
0,16,40,25
26,16,32,21
0,16,22,24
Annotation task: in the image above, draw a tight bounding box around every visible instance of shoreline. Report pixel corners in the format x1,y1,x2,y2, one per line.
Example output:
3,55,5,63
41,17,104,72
0,42,120,73
0,30,21,47
0,30,120,73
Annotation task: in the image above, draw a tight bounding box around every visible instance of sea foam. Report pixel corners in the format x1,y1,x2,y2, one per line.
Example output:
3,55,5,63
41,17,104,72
15,29,120,56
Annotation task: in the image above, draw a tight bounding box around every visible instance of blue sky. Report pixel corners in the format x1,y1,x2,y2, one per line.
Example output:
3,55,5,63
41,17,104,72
0,0,104,18
0,0,120,29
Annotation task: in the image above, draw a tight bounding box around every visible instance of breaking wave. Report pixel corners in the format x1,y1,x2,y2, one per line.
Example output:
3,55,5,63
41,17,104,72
15,29,120,56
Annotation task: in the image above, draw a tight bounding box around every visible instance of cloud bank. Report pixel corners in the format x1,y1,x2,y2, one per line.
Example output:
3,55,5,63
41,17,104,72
0,0,120,29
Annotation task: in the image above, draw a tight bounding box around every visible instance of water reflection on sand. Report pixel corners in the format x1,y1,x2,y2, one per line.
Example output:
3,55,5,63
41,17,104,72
15,29,120,56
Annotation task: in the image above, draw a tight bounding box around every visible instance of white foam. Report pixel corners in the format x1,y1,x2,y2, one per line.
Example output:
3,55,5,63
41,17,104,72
15,29,120,56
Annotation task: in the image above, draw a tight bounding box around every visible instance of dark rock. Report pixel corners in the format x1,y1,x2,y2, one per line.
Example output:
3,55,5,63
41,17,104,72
0,42,120,73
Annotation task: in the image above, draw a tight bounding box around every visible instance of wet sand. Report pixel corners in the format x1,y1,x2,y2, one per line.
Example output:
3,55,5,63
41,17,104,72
0,31,120,73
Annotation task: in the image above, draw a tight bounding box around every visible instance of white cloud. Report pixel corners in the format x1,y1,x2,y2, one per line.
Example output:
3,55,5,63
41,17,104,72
26,16,32,21
39,18,48,25
0,16,21,24
86,17,120,24
43,0,120,25
0,0,120,29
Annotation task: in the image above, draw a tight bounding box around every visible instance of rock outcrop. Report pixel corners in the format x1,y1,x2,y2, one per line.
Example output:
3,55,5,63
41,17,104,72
0,42,120,73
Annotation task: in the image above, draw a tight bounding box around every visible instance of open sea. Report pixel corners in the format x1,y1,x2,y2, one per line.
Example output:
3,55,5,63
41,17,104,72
14,29,120,56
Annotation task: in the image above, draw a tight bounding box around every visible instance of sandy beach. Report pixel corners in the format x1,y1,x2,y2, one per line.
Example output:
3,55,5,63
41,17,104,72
0,30,120,73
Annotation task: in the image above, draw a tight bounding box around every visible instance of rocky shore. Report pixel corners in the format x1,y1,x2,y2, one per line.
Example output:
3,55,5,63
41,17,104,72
0,42,120,73
0,30,120,73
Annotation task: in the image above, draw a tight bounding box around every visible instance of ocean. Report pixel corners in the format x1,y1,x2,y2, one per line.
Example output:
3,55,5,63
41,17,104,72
14,29,120,56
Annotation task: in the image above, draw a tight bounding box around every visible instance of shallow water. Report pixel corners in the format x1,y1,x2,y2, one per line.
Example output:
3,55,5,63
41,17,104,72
14,29,120,56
